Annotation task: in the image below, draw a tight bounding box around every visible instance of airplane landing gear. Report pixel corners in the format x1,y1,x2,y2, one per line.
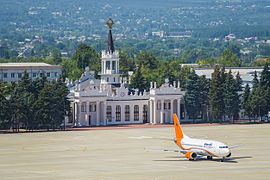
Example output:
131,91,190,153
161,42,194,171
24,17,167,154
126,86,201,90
220,157,225,162
207,156,213,160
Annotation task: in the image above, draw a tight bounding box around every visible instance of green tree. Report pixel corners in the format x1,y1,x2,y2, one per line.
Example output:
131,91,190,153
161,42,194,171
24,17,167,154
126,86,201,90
252,71,259,89
119,50,135,77
242,84,252,119
209,65,224,121
260,64,270,88
0,84,10,129
224,70,240,122
218,49,241,67
34,83,54,130
61,59,82,80
51,78,70,129
184,70,201,120
136,51,159,70
178,66,192,89
198,75,210,121
249,86,268,120
130,64,147,92
72,43,100,78
50,48,62,64
235,71,243,91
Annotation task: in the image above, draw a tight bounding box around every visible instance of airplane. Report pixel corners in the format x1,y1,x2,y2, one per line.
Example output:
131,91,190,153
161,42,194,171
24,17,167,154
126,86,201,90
171,113,232,162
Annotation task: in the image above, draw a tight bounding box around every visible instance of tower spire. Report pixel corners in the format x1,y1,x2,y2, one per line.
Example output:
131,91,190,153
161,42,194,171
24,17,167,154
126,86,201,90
106,18,115,54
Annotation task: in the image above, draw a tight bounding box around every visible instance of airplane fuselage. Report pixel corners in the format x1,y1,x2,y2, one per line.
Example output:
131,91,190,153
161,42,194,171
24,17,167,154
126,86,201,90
178,136,231,158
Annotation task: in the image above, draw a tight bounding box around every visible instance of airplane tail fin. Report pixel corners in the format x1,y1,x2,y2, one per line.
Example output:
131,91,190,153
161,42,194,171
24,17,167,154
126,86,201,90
173,114,184,142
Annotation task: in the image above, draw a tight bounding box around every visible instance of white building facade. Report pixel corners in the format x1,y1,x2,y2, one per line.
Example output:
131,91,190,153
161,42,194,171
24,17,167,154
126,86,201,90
0,63,62,83
67,19,185,126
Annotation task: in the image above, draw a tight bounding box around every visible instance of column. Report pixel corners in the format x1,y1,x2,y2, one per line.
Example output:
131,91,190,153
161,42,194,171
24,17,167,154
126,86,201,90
149,100,153,124
74,102,78,126
115,61,118,74
75,102,81,127
140,104,144,123
130,104,134,122
86,101,89,113
160,100,164,124
177,99,181,119
153,99,157,124
112,105,116,123
110,60,112,71
121,104,125,123
104,61,106,73
96,101,100,126
104,101,107,126
170,99,174,123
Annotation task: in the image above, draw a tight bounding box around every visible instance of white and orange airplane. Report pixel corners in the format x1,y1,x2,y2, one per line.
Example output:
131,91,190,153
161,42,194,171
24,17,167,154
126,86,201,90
137,114,240,162
171,114,232,161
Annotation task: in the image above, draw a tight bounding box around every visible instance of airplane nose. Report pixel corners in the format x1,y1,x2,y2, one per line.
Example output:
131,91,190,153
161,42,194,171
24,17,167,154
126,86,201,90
220,149,230,157
224,149,230,157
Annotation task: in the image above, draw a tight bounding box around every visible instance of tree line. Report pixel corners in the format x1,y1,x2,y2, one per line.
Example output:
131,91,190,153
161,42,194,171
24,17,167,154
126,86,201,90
0,72,70,131
1,43,269,129
242,66,270,120
185,64,270,122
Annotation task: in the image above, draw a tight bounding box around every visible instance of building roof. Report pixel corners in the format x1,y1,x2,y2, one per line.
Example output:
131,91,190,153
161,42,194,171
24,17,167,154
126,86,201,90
194,67,264,84
0,63,61,69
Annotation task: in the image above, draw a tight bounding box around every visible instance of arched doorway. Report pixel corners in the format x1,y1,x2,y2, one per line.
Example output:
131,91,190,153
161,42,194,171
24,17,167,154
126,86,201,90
88,115,91,126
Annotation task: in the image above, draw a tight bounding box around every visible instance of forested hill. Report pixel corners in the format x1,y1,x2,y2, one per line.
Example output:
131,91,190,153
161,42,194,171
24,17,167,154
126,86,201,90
0,0,270,62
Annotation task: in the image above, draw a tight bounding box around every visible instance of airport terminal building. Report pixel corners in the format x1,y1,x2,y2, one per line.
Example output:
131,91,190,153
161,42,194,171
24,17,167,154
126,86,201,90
67,19,185,126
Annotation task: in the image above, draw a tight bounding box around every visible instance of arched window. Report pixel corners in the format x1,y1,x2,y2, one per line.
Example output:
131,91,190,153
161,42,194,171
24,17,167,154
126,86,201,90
143,105,148,122
81,102,86,112
164,102,167,109
89,102,96,112
125,105,130,121
134,105,139,121
112,61,116,70
157,101,161,110
116,105,121,122
106,106,112,122
106,61,110,70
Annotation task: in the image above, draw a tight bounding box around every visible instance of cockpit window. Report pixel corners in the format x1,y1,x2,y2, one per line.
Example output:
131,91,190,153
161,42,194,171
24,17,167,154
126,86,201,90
219,146,228,148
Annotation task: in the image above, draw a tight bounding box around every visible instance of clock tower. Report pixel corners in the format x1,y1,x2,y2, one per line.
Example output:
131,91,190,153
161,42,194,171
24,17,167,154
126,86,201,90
100,18,121,90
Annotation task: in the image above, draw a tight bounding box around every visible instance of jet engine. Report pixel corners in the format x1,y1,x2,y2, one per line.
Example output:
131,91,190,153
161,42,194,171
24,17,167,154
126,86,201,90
226,152,231,157
185,152,197,160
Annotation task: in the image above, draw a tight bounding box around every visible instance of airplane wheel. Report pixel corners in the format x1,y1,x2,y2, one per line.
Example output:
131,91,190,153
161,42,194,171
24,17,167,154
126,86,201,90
207,156,212,160
220,158,225,162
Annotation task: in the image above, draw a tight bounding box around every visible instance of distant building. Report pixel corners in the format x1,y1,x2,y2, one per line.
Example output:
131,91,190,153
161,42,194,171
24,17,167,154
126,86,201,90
224,33,236,41
0,63,62,83
167,31,192,38
180,63,199,68
194,67,264,88
66,19,185,127
152,31,165,37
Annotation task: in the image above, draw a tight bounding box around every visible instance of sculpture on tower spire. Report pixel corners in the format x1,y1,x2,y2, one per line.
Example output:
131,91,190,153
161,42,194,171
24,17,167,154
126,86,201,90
106,18,115,53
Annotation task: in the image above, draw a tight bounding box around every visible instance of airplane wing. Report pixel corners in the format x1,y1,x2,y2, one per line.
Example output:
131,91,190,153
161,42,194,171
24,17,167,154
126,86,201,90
128,136,174,141
144,147,187,154
229,144,242,149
